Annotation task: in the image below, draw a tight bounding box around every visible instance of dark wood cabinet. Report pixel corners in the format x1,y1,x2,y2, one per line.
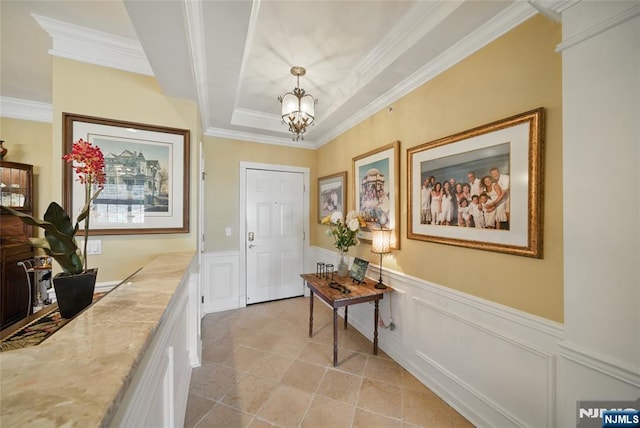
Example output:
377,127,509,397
1,161,34,329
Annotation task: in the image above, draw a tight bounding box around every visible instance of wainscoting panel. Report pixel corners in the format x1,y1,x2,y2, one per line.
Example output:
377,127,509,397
311,246,563,428
201,251,241,313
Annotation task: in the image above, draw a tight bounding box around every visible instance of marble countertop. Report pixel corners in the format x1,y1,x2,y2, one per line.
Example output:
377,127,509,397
0,251,196,427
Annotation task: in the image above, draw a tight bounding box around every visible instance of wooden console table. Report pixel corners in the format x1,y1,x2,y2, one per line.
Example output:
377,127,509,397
301,273,391,367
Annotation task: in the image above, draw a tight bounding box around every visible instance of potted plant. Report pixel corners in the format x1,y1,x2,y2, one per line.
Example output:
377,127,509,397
321,210,366,277
1,139,105,318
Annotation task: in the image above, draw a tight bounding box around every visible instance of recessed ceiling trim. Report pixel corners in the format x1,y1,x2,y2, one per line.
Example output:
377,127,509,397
205,126,316,149
231,108,287,133
323,1,464,120
183,0,210,131
32,13,153,76
0,97,53,123
232,0,263,112
315,1,537,147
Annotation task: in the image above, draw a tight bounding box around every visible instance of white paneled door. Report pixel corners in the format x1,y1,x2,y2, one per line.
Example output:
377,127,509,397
245,169,304,304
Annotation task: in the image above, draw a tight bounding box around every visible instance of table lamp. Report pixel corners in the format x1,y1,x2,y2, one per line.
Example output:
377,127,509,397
371,228,391,289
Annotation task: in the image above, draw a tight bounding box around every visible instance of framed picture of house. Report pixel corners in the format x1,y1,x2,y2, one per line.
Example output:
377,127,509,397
317,171,347,224
353,141,400,249
63,113,190,235
407,108,544,258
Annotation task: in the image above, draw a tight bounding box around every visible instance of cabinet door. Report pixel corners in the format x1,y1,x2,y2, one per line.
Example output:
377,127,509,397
1,244,33,329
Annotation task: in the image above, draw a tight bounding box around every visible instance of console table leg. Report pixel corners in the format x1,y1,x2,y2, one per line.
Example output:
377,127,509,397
344,306,348,329
333,307,338,367
373,299,379,355
309,289,314,337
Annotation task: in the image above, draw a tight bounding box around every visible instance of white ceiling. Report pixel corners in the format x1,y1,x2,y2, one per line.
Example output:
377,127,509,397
0,0,562,148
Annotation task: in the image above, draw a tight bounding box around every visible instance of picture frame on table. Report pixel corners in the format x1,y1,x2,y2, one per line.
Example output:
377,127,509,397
349,257,370,283
317,171,347,223
63,113,190,235
353,141,400,249
407,108,544,258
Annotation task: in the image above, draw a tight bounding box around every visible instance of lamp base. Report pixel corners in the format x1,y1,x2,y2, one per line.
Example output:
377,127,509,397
375,281,387,290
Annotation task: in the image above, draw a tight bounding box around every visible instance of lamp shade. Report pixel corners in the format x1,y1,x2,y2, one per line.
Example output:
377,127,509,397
371,228,391,254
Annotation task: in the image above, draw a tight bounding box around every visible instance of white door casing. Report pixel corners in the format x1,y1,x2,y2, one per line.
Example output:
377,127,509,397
241,164,309,304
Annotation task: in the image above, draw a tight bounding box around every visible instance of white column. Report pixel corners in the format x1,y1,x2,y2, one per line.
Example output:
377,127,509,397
559,1,640,426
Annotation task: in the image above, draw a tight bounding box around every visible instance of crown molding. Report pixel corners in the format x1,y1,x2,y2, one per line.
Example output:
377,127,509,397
205,126,316,149
0,97,53,123
556,3,640,53
231,108,285,133
31,13,153,76
315,1,537,147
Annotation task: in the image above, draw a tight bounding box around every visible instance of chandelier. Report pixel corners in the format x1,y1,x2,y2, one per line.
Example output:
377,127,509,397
278,66,317,141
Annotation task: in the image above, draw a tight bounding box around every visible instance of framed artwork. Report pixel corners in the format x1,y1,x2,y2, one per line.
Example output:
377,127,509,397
317,171,347,223
349,257,370,283
353,141,400,249
63,113,190,235
407,108,544,258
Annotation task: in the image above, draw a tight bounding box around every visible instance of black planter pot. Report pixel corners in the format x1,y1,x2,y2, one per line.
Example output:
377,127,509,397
53,268,98,319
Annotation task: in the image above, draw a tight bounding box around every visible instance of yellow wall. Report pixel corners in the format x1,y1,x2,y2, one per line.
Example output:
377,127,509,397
202,137,315,251
50,58,200,281
0,118,53,219
315,16,564,322
3,15,562,321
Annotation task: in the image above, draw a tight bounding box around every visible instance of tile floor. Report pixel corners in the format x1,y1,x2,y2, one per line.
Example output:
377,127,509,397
184,296,474,428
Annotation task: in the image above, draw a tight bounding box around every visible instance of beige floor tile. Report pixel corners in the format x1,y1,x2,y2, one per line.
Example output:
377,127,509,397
316,369,363,404
450,407,475,427
183,392,216,428
261,317,308,340
248,352,295,383
301,395,356,428
196,403,253,428
402,388,451,427
242,332,282,353
221,374,277,415
187,297,475,428
333,350,369,376
364,356,403,386
202,338,235,363
190,363,240,401
357,378,403,419
280,360,326,393
400,368,430,393
341,329,376,354
248,418,276,428
269,334,309,359
298,342,334,367
256,384,313,427
353,408,403,428
219,345,265,372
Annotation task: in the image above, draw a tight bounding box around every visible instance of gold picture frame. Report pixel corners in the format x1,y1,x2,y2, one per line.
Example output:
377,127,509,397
407,108,544,258
317,171,347,223
353,141,401,249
